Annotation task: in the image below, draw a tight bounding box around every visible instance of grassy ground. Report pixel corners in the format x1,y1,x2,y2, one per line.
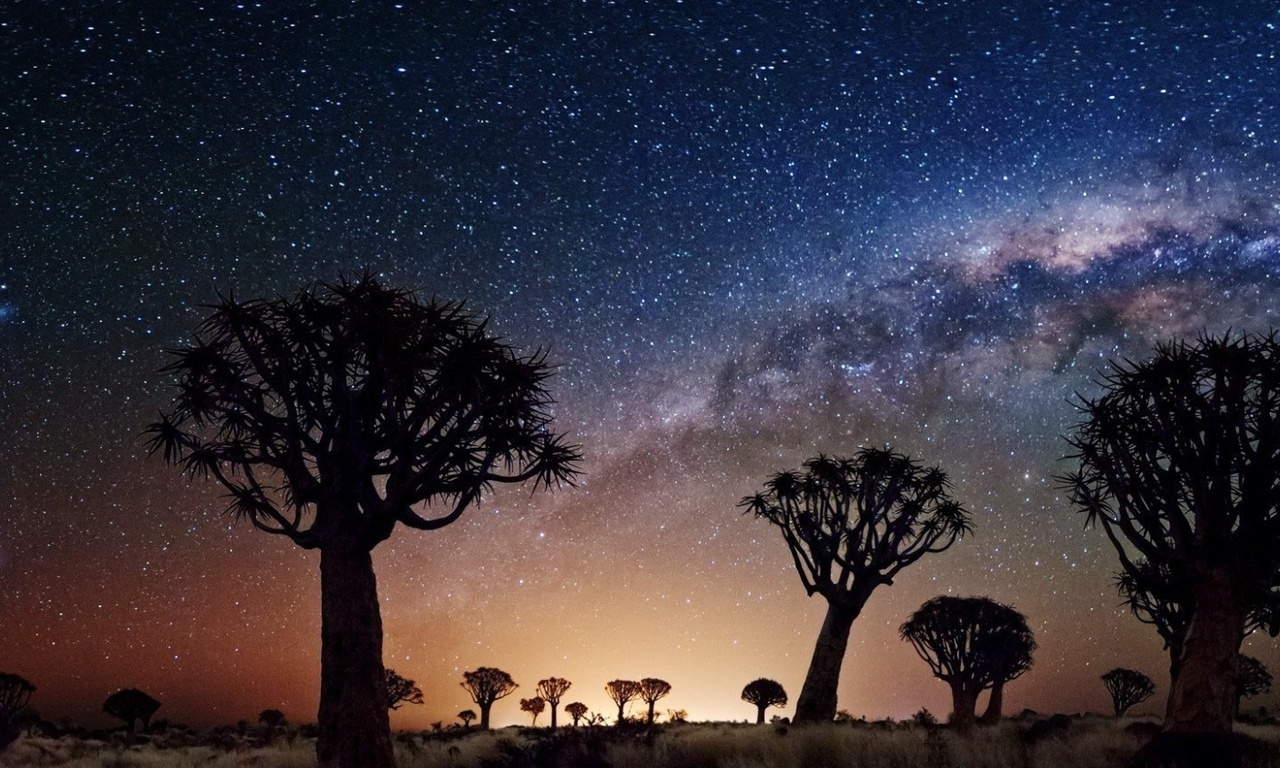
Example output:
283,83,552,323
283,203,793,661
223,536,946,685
4,717,1280,768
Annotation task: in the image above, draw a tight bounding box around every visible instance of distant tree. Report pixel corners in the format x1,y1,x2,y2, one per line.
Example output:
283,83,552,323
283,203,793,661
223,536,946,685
457,710,477,729
605,680,642,725
666,709,688,723
519,697,546,726
102,688,161,736
147,275,581,768
638,678,671,725
1101,668,1156,717
461,668,518,729
383,669,424,711
564,702,588,727
1236,655,1273,719
258,709,287,728
536,678,571,728
900,596,1033,734
0,673,35,751
741,448,971,722
741,678,788,724
1061,332,1280,735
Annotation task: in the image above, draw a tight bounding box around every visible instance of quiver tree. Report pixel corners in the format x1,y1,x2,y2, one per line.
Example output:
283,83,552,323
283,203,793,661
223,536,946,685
1235,655,1272,719
146,275,581,767
520,696,546,726
564,702,588,726
900,596,1034,734
102,688,160,736
0,673,35,751
605,680,642,724
638,678,671,725
741,448,971,722
1061,331,1280,734
1101,668,1156,717
461,667,518,729
741,678,788,724
383,669,424,711
536,678,571,728
977,614,1036,724
457,710,476,728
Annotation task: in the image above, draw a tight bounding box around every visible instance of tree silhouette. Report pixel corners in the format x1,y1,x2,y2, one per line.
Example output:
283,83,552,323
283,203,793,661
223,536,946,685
147,275,581,767
102,688,160,736
1236,655,1272,719
900,596,1033,733
0,673,35,752
383,669,424,711
461,667,518,729
605,680,642,725
741,678,788,724
1101,668,1156,717
258,709,287,728
536,678,571,728
1062,332,1280,734
519,697,546,726
741,448,971,722
457,710,476,729
638,678,671,725
564,702,588,727
977,613,1036,725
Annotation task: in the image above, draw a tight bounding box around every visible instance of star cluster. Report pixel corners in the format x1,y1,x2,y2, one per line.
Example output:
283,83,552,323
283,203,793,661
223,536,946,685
3,1,1280,729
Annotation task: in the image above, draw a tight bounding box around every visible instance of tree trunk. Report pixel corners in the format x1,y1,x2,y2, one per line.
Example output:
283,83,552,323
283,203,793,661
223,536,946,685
949,684,980,734
978,681,1004,725
647,700,656,724
756,704,767,724
317,545,395,768
616,702,626,724
549,703,558,729
479,703,493,729
1164,566,1247,734
793,601,859,723
1164,639,1184,723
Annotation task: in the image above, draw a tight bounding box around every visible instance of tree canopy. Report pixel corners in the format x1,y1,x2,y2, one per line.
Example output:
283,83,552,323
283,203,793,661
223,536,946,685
741,678,788,724
1101,668,1156,717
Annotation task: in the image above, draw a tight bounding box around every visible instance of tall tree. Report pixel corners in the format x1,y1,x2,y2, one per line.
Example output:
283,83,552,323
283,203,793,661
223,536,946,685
1061,332,1280,735
604,680,642,724
638,678,671,725
564,702,588,727
519,697,546,726
536,678,571,728
741,448,971,722
383,669,424,711
900,596,1033,734
741,678,788,724
1101,668,1156,717
461,668,518,729
102,688,160,736
147,275,581,767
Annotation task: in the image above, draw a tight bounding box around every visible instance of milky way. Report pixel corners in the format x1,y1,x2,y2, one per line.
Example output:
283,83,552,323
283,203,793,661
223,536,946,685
3,2,1280,730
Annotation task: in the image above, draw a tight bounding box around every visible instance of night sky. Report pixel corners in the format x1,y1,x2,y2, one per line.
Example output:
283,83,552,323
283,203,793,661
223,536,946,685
4,1,1280,731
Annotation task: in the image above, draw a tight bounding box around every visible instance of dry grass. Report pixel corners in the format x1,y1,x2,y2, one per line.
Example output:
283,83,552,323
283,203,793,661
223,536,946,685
4,717,1279,768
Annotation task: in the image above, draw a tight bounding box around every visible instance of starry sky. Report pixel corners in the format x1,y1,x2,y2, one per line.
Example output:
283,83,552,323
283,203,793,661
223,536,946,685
4,0,1280,731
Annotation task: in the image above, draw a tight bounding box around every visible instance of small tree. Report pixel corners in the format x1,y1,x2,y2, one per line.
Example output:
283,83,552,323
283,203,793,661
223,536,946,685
519,697,546,726
1236,655,1273,719
605,680,642,725
0,673,35,752
741,678,788,724
1062,332,1280,735
457,710,476,729
741,448,971,722
536,678,571,728
1101,668,1156,717
638,678,671,725
258,709,287,728
900,596,1033,734
147,275,581,768
103,688,161,736
564,702,588,727
461,668,518,729
383,669,424,711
